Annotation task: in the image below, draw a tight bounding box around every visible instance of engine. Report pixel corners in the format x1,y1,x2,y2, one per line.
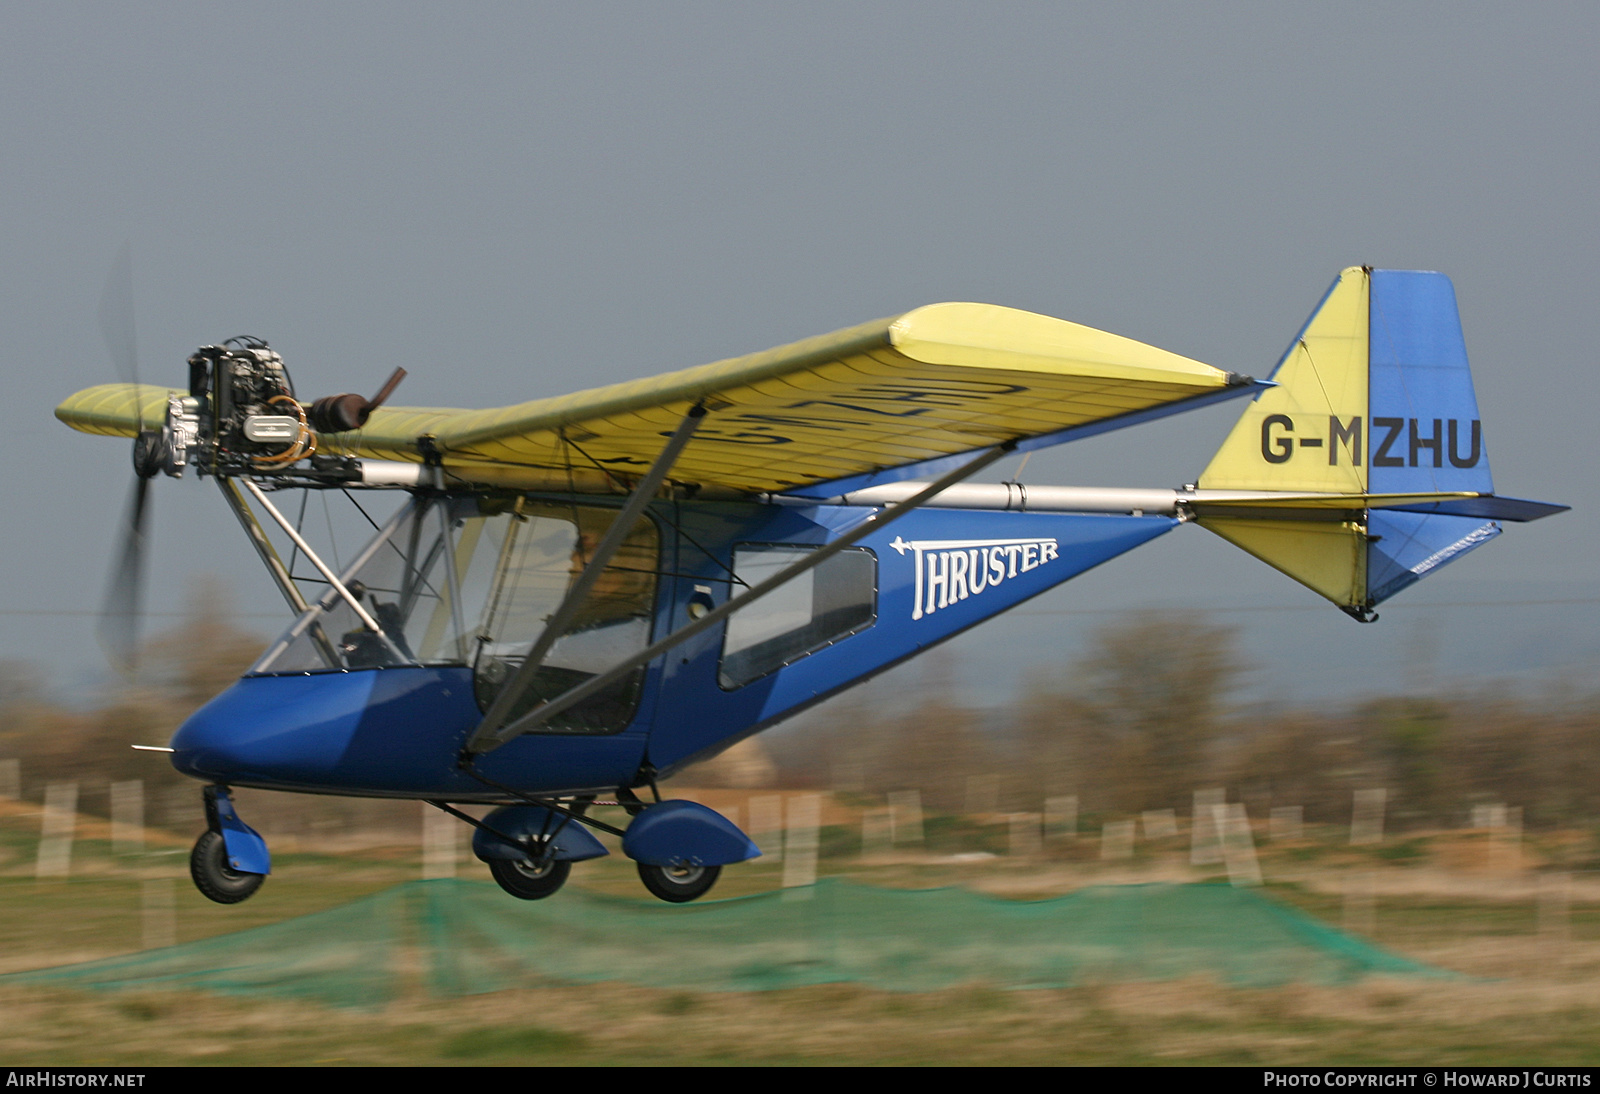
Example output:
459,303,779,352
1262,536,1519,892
149,338,403,482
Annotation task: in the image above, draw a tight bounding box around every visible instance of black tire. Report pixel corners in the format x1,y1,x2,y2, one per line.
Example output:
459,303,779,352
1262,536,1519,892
489,855,571,900
637,862,721,903
190,830,265,905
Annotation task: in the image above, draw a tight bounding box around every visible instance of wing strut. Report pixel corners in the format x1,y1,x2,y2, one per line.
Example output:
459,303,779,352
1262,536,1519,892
463,437,1018,758
471,404,709,748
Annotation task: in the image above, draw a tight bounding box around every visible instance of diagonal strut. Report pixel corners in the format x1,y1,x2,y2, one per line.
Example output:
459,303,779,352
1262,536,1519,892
469,404,708,750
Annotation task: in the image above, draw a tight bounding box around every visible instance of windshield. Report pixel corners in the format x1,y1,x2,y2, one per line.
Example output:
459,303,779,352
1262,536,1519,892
252,495,468,673
250,494,659,735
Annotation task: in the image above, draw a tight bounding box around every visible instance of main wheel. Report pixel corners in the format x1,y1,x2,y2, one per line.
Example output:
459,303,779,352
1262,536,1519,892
637,862,721,903
189,830,265,905
489,855,571,900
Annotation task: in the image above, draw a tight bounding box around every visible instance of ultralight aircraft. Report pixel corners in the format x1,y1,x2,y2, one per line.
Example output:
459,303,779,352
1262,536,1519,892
55,266,1565,905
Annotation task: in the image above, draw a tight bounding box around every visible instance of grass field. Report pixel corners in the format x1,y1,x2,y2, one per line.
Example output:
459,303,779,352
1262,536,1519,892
3,796,1600,1066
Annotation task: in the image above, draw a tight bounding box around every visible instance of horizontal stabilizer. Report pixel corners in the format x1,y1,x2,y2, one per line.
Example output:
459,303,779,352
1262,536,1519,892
1188,490,1479,519
1380,495,1568,522
1187,491,1564,523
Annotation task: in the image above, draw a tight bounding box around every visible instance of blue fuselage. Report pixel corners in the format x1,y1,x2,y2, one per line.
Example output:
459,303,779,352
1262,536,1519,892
172,500,1175,799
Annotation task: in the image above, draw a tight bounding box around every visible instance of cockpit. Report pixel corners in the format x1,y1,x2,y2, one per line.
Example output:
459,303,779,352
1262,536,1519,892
249,494,658,735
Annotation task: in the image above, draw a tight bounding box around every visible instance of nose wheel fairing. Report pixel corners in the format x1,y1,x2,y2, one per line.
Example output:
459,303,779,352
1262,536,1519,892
170,667,649,798
204,785,270,875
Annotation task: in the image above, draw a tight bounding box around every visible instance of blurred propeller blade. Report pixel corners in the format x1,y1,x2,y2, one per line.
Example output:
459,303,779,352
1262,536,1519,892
98,243,143,427
98,474,151,676
96,246,155,675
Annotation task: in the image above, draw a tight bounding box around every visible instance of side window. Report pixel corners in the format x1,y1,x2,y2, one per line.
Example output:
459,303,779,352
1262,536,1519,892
719,546,876,688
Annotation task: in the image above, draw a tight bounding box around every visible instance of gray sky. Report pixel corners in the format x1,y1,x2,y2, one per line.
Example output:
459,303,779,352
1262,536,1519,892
3,3,1595,706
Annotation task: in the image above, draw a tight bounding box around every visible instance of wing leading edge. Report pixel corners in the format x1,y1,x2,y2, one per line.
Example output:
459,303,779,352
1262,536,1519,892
56,302,1253,494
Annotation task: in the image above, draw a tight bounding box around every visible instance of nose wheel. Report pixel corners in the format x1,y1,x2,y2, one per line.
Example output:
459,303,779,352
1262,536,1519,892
190,830,265,905
488,854,571,900
637,862,721,903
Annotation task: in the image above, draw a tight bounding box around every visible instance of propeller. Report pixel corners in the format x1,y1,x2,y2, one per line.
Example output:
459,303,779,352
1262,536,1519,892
307,367,406,434
95,245,157,675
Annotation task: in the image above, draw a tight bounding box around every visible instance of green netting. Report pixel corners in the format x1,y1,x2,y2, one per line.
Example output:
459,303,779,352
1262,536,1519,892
421,878,1445,995
1,885,405,1009
2,879,1446,1008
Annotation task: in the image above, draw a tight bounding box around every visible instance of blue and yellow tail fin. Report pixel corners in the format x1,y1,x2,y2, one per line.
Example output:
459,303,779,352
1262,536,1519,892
1194,267,1564,619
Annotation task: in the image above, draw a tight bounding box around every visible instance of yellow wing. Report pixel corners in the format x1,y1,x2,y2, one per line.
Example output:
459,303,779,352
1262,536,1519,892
56,302,1243,494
